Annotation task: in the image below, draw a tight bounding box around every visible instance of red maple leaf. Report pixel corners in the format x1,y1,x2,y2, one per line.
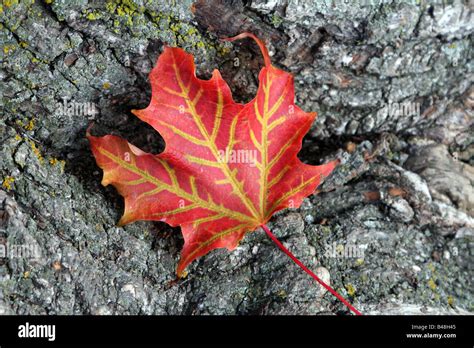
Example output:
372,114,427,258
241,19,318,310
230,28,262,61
88,33,360,315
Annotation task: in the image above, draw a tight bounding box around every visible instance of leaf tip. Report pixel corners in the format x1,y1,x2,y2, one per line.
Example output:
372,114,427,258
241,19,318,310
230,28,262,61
117,214,130,227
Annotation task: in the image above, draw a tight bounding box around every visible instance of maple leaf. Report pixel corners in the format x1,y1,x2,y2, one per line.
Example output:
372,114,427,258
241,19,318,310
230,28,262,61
87,33,338,277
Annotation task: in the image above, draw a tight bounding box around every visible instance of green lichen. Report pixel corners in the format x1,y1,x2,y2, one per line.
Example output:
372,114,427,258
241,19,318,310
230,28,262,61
86,12,101,21
271,13,283,27
321,225,332,234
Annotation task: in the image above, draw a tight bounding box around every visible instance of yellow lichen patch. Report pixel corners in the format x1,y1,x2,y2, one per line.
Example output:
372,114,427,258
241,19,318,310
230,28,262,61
2,176,15,190
24,118,35,131
428,278,437,291
105,0,143,27
19,41,28,48
3,44,16,55
48,157,65,172
345,283,356,297
217,45,231,56
102,81,111,89
14,134,22,141
4,0,19,8
29,140,44,164
16,118,35,131
116,6,125,16
45,0,53,4
355,258,364,266
170,22,182,33
23,271,30,279
105,1,117,13
86,12,99,20
186,27,198,36
447,295,454,306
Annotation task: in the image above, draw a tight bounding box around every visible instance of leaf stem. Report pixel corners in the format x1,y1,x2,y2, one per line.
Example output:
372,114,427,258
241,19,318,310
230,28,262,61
261,224,362,316
222,32,271,67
